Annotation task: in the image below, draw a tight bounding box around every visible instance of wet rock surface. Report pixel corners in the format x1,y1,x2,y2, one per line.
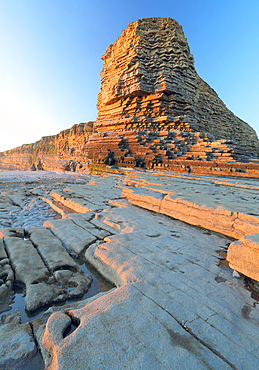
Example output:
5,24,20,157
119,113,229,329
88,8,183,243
0,312,37,369
0,171,115,369
0,169,259,369
0,239,14,303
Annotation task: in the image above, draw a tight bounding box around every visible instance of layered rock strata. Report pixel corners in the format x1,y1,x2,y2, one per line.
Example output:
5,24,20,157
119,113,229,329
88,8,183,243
0,122,94,172
0,17,259,176
85,129,259,176
227,234,259,281
94,17,259,157
1,171,259,368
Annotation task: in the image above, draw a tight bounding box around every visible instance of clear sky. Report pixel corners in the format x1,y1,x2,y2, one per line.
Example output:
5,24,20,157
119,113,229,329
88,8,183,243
1,0,258,152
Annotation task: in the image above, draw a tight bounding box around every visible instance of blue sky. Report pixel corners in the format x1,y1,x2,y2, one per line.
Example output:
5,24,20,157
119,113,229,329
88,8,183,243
1,0,258,152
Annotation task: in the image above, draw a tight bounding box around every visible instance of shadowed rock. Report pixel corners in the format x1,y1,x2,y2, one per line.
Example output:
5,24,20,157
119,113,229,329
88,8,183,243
0,313,37,368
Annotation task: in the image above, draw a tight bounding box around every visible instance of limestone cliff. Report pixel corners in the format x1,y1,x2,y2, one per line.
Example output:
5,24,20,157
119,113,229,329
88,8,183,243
0,122,94,172
95,17,259,156
1,17,259,177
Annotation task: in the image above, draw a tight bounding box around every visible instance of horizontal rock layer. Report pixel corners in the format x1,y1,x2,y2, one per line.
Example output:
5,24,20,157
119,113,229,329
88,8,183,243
85,129,259,177
95,17,259,157
0,122,94,172
227,234,259,281
1,170,259,368
0,17,259,176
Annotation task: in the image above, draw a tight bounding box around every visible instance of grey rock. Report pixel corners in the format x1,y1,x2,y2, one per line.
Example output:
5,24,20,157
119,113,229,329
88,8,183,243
25,282,67,312
67,271,92,298
68,214,111,239
43,218,96,255
29,227,78,273
0,227,24,239
54,270,73,285
4,237,49,285
0,318,37,368
0,239,7,259
1,312,21,325
0,263,14,300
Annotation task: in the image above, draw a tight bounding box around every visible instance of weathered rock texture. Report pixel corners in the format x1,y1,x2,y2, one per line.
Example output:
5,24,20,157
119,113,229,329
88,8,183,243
227,234,259,281
1,170,259,368
0,122,94,172
0,17,259,176
85,17,259,173
85,129,259,176
94,18,259,154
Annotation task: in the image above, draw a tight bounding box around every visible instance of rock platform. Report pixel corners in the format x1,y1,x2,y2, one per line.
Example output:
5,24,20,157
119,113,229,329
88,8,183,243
0,169,259,369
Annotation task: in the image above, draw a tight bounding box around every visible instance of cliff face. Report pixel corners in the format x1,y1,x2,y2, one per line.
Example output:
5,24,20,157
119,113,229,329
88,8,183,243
0,17,259,176
95,17,259,156
0,122,94,172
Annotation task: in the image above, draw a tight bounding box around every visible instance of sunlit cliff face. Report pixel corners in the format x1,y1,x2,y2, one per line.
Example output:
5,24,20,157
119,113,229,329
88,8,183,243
95,17,196,133
93,17,259,157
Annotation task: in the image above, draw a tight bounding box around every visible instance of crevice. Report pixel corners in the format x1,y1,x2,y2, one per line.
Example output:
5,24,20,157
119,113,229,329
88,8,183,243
29,321,45,368
47,228,80,258
53,265,78,273
78,239,98,257
63,312,80,338
29,238,52,277
133,285,238,369
3,238,17,283
29,321,40,347
24,229,30,240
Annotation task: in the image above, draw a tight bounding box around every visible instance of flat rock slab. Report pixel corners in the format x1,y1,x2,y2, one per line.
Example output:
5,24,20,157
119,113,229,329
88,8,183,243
227,233,259,280
123,171,259,216
0,316,37,368
4,236,49,285
122,184,259,239
44,218,97,255
59,176,124,210
1,190,28,207
0,195,13,204
38,195,259,369
28,227,78,273
39,284,231,370
68,213,111,239
122,171,259,279
50,191,92,212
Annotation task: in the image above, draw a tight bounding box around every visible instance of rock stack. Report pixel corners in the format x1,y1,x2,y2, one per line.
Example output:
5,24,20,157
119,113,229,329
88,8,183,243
0,17,259,176
86,17,259,172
